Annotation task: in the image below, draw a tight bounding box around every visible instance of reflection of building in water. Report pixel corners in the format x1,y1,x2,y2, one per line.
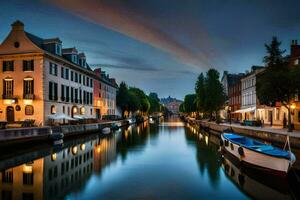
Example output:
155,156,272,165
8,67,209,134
0,158,44,200
43,142,95,200
94,136,117,174
0,135,121,200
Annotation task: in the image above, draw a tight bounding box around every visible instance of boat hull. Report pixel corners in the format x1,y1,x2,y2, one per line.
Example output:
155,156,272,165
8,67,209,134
221,134,291,175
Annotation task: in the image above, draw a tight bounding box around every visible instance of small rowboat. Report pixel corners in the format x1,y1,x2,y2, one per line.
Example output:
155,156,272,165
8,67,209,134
221,133,296,175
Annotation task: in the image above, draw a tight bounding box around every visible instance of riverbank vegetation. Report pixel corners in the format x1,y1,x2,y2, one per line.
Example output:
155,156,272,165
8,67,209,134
180,69,225,120
117,82,162,118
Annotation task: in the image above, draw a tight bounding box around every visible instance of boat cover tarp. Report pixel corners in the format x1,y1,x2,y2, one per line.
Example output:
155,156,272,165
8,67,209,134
223,133,290,159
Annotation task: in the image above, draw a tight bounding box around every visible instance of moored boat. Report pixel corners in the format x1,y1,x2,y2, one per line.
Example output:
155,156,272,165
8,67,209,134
102,127,111,134
221,133,296,175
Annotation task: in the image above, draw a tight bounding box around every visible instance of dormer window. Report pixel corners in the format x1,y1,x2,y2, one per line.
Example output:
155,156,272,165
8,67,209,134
72,55,78,64
79,59,86,67
55,43,62,56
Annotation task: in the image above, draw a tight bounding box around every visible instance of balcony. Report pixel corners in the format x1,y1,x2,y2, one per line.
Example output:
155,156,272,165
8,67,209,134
2,94,15,99
23,94,35,100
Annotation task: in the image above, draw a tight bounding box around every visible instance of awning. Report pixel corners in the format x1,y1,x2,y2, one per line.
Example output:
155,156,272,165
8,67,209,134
234,106,256,113
48,113,77,121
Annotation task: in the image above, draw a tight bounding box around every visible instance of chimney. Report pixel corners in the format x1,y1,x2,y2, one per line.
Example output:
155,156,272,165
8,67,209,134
11,20,24,31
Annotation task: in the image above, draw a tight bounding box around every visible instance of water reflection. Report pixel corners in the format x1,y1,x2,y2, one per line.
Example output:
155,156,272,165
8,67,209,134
0,118,298,199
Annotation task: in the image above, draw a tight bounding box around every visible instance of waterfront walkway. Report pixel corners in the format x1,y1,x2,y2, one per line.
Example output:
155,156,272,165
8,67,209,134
220,122,300,138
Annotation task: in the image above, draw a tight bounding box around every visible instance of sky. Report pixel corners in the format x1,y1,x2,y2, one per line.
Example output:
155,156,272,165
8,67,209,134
1,0,300,99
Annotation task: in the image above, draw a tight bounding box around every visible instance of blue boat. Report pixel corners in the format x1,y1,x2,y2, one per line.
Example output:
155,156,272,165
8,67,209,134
221,133,296,175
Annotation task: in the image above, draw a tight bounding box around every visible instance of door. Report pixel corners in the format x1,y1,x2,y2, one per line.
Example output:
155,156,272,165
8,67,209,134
96,109,101,119
6,106,14,123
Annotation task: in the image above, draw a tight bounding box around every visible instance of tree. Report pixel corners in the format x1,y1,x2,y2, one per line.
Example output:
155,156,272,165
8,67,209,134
179,103,185,112
128,90,141,113
257,37,298,132
129,87,150,114
263,36,286,67
195,73,206,112
183,94,197,113
116,82,130,118
204,69,225,119
149,92,160,102
148,95,161,113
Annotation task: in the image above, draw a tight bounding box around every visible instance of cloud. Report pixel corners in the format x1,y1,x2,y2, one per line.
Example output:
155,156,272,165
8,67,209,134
46,0,213,70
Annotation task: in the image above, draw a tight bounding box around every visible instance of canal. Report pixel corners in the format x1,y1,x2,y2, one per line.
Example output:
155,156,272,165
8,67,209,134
0,117,299,199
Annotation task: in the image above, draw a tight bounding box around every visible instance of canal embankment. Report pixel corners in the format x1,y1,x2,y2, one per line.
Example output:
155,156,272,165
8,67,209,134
186,118,300,149
0,116,152,145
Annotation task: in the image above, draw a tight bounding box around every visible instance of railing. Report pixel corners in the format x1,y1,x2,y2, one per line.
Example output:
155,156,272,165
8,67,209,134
2,94,15,99
23,94,34,99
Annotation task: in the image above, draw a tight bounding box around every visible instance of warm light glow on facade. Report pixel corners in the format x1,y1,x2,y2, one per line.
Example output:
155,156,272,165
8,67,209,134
24,99,33,105
80,144,86,150
3,99,15,105
51,153,57,161
23,164,33,173
72,146,78,155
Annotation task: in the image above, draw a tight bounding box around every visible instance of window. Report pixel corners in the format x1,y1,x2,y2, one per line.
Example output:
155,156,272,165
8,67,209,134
75,72,78,83
71,87,74,103
86,77,89,87
79,89,82,103
90,93,93,104
65,68,69,80
22,193,34,200
80,107,85,115
23,60,34,71
3,61,14,71
49,63,57,76
276,108,280,120
49,82,58,100
23,172,34,185
61,85,65,101
2,169,13,183
3,78,13,98
90,108,93,115
25,105,34,115
55,43,62,55
90,79,93,88
79,74,82,83
61,67,64,78
66,86,70,102
71,71,74,81
63,106,65,114
75,89,78,103
23,78,34,98
2,190,12,200
83,76,86,86
51,105,56,114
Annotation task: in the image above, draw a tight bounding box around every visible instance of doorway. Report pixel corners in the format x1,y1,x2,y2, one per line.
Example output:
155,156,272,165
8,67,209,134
6,106,14,123
96,109,101,119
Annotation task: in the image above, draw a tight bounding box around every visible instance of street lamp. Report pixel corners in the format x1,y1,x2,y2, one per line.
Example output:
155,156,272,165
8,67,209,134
228,106,232,125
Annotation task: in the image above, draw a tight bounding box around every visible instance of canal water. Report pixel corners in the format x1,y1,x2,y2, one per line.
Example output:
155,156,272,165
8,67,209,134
0,117,299,200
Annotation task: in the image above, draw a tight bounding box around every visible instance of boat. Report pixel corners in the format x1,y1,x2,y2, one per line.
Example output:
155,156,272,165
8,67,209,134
221,133,296,175
111,123,120,131
102,127,111,134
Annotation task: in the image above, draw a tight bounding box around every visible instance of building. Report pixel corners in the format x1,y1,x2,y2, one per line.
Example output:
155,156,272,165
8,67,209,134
93,68,118,119
160,96,183,114
228,74,244,121
237,66,264,121
0,20,97,125
0,158,44,200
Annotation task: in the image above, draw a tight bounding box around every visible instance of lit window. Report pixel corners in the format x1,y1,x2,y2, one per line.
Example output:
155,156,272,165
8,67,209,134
80,107,85,115
51,105,56,114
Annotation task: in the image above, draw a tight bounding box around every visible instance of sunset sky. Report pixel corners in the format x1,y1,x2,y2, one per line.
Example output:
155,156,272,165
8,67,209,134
1,0,300,99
